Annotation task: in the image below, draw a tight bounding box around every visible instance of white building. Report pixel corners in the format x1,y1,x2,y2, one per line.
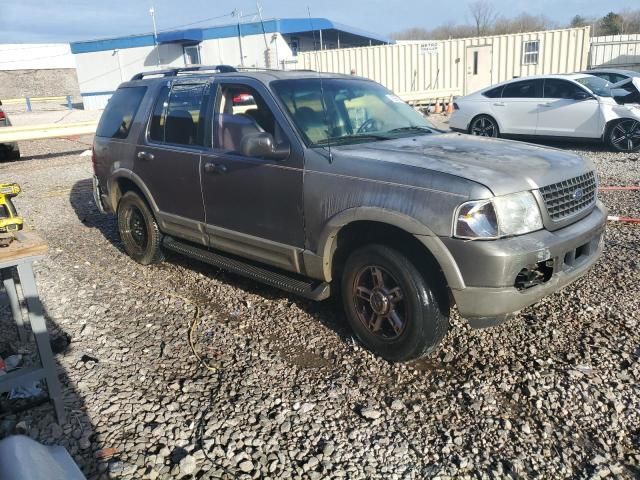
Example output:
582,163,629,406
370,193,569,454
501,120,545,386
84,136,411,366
70,18,390,109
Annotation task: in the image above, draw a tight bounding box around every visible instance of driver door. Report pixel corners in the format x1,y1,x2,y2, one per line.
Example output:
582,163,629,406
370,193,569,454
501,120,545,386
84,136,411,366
200,79,306,272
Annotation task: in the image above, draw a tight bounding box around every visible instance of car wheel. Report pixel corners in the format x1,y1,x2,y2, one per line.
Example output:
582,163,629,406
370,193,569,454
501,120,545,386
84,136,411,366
117,191,165,265
341,244,449,362
7,149,20,161
469,115,499,137
607,119,640,152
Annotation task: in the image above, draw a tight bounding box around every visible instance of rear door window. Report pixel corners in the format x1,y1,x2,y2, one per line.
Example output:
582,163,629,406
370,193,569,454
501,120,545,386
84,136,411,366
482,86,504,98
148,83,208,146
502,80,543,98
96,86,147,139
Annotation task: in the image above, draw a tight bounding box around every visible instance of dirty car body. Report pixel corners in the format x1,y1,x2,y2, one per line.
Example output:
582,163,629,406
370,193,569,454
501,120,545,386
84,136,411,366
92,66,606,361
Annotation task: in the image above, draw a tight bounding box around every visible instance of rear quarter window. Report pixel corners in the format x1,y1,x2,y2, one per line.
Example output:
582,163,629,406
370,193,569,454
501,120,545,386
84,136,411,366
96,86,147,139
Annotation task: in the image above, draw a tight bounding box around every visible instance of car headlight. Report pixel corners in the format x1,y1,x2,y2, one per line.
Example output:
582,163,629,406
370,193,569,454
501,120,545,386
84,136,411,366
454,191,543,239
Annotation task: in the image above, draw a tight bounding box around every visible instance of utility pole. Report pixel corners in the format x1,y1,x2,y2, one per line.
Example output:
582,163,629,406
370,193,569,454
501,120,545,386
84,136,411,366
232,8,245,66
149,6,161,67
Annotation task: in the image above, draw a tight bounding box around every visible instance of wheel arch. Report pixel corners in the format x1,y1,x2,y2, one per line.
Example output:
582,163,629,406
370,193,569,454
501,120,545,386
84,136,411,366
468,112,502,135
312,207,465,291
109,169,159,213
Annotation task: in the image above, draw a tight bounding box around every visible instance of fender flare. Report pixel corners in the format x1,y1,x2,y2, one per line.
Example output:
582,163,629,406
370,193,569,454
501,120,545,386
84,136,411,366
109,169,159,213
313,207,465,289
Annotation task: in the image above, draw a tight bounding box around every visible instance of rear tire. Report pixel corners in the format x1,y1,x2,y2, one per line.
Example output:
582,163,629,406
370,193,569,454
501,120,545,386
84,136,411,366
341,244,449,362
117,191,164,265
606,119,640,152
469,115,499,138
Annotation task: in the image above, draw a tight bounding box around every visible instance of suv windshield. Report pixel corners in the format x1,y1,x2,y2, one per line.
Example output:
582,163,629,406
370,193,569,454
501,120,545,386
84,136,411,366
272,78,435,146
575,76,613,97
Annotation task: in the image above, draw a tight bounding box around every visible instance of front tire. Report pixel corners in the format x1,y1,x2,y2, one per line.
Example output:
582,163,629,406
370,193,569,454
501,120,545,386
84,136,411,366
117,191,164,265
341,244,449,362
607,119,640,152
469,115,499,137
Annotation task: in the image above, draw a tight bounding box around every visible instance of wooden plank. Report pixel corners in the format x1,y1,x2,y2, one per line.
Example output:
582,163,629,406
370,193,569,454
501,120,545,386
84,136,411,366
0,122,97,143
0,230,48,263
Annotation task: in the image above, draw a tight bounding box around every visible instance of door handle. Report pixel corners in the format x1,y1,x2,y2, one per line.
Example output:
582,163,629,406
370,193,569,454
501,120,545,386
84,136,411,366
492,102,505,106
137,151,154,161
538,103,552,107
204,162,227,175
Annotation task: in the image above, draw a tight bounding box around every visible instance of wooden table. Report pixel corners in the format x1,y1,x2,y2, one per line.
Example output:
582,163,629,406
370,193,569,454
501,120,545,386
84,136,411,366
0,231,65,423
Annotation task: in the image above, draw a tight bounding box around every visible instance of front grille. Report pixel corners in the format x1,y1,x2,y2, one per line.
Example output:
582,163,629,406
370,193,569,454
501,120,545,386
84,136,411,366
540,171,596,221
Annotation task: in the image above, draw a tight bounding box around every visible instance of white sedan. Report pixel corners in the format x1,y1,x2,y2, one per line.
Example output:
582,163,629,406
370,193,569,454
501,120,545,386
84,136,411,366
449,74,640,152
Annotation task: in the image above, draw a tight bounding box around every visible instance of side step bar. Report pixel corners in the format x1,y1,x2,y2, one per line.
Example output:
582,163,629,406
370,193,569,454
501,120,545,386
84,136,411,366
163,236,331,301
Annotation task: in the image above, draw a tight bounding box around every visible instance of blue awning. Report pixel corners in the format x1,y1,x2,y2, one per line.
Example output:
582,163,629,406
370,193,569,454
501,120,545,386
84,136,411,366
156,29,203,44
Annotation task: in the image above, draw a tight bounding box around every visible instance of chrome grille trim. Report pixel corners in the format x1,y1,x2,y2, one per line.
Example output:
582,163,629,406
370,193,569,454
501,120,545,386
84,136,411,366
539,171,597,221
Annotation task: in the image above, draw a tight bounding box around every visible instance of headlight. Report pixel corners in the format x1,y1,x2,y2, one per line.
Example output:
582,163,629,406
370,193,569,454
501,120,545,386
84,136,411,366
454,191,543,239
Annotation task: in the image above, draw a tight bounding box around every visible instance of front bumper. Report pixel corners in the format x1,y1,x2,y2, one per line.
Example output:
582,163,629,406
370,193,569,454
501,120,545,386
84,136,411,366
443,201,607,327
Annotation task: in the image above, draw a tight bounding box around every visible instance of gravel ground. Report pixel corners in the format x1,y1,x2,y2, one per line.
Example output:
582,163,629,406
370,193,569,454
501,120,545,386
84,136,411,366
0,129,638,480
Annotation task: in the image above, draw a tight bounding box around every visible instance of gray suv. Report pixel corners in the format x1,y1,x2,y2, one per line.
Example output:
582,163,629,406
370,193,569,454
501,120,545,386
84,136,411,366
92,66,606,361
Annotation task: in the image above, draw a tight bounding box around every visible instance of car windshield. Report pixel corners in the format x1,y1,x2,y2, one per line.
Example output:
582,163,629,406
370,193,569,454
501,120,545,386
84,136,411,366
575,76,613,97
272,78,436,146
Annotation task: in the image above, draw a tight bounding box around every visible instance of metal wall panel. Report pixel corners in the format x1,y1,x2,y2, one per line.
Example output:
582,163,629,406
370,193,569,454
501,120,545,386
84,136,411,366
298,27,590,99
589,34,640,71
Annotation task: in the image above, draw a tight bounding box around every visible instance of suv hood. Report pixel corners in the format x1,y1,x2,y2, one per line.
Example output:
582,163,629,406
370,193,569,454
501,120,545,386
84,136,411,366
335,133,593,197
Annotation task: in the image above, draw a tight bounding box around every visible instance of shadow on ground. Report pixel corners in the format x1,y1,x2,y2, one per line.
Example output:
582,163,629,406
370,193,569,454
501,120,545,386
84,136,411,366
0,283,103,478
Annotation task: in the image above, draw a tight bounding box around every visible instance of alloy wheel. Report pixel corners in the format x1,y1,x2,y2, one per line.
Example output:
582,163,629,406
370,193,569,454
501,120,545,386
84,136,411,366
352,265,407,340
470,117,497,137
610,120,640,152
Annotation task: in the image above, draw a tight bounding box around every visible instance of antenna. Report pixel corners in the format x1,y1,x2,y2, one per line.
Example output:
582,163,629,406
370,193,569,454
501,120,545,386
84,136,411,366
307,7,332,163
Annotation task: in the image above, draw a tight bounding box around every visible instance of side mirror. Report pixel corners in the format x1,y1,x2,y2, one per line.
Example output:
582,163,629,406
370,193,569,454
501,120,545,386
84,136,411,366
240,132,290,160
573,91,593,101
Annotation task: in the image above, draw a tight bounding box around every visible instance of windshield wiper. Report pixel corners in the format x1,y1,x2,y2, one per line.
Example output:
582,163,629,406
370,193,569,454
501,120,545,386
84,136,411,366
387,126,434,134
314,133,392,146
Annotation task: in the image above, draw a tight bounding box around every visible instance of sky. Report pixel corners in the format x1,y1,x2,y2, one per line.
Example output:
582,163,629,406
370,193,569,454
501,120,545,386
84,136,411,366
1,0,639,43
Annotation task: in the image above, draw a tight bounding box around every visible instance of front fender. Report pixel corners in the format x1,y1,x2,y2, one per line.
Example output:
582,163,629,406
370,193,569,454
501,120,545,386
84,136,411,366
308,207,465,289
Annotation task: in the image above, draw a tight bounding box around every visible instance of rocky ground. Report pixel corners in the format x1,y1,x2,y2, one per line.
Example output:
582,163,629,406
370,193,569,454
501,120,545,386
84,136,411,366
0,124,638,479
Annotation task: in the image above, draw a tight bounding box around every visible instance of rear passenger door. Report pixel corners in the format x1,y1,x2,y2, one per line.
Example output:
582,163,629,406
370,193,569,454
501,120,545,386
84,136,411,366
135,81,211,244
200,79,305,273
498,79,543,135
536,79,601,138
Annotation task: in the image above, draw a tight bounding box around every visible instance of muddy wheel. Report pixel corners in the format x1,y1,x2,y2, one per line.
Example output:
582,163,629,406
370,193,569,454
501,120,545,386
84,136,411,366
607,119,640,152
117,191,164,265
469,115,499,137
341,244,449,362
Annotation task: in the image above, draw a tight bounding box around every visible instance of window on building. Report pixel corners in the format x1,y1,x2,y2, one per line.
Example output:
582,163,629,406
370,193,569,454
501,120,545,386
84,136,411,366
96,86,147,139
149,83,207,146
184,45,201,66
289,37,300,56
473,51,479,75
522,40,539,65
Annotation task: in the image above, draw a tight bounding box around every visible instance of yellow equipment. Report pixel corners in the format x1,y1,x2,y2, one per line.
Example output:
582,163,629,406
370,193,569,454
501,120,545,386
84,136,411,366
0,183,23,246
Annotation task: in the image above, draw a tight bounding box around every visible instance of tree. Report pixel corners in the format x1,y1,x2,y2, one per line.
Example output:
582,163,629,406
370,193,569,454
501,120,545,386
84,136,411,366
570,15,588,28
468,0,497,36
599,12,623,35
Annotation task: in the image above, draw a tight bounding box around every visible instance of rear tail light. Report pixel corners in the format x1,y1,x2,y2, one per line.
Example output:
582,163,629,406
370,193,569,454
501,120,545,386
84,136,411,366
453,103,460,110
0,109,5,120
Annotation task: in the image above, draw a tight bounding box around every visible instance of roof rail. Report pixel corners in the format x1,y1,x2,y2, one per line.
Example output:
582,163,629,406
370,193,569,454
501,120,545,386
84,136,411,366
130,65,238,81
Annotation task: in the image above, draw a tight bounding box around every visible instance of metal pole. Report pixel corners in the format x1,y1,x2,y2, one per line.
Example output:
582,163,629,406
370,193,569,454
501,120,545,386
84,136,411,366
233,9,245,66
149,6,161,67
319,29,323,50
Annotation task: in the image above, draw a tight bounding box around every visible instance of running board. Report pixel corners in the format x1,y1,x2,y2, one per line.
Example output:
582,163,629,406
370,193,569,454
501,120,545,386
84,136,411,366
163,236,331,301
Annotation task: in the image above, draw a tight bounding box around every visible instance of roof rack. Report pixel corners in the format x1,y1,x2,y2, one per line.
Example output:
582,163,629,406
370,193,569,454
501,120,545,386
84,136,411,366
130,65,238,81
